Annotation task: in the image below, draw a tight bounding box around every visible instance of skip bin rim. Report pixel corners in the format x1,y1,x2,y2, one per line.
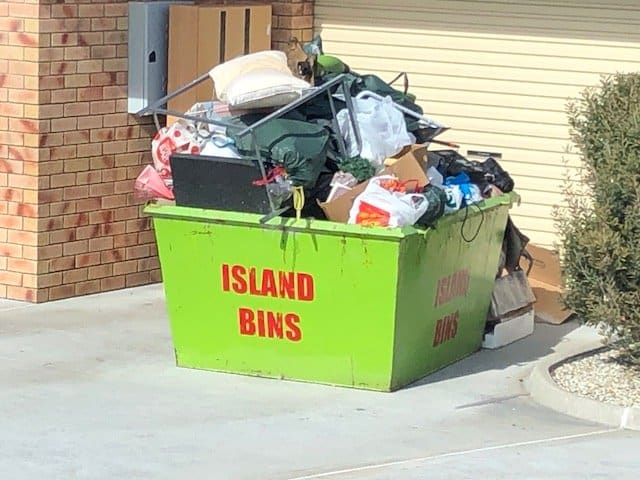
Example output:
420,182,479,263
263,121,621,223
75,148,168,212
144,193,514,241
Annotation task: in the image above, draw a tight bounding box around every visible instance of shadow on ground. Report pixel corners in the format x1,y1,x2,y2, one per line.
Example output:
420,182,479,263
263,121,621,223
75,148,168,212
409,319,581,388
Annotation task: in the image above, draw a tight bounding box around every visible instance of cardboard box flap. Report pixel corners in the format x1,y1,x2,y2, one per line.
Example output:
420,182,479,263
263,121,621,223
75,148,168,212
530,278,573,325
527,244,562,287
525,244,574,325
319,144,429,223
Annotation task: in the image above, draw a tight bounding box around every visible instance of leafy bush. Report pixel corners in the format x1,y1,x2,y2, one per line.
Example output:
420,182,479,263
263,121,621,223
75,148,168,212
558,72,640,363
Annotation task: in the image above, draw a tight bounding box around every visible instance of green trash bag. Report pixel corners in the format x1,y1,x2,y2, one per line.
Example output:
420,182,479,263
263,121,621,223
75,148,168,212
230,118,330,189
416,184,447,227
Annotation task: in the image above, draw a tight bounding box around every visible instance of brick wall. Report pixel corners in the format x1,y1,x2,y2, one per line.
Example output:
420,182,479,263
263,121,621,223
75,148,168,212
0,0,314,303
272,1,315,51
0,1,45,302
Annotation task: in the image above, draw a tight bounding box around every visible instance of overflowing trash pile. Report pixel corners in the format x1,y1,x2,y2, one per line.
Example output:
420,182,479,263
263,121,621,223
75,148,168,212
135,37,515,229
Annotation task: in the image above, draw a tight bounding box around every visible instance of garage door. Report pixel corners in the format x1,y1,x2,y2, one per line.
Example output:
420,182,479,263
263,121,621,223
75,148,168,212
315,0,640,247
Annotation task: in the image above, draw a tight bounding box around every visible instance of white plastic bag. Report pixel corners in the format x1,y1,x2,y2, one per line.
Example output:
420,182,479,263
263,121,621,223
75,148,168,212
443,185,464,214
348,176,428,228
337,96,415,167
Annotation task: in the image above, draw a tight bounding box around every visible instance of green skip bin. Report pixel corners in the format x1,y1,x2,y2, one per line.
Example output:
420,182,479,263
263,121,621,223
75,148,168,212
146,194,512,392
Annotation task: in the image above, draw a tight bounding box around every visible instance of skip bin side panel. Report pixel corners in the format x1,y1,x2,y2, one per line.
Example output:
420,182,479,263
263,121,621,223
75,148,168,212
390,199,511,389
151,211,400,391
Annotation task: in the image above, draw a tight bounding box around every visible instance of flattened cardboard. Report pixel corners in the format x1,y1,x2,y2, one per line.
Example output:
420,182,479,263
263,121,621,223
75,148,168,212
526,245,573,325
167,3,272,125
319,145,430,223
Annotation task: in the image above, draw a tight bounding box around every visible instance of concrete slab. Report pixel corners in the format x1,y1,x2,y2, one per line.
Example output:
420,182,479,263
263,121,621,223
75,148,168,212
0,285,638,480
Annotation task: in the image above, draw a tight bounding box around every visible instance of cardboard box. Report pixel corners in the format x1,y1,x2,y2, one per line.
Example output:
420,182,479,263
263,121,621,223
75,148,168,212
526,244,573,325
167,2,272,124
319,145,430,223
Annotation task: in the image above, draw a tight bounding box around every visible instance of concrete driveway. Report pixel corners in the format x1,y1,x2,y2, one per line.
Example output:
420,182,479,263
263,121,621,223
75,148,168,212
1,285,639,479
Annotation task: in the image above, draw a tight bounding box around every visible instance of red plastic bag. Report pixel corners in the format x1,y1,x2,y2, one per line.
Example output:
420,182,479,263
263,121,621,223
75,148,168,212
134,165,175,201
151,122,193,178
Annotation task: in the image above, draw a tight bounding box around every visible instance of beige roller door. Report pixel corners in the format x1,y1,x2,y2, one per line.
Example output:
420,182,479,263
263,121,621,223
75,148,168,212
315,0,640,247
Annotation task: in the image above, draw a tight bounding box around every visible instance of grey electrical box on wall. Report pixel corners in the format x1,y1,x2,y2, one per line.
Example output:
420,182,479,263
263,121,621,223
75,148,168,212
128,0,192,115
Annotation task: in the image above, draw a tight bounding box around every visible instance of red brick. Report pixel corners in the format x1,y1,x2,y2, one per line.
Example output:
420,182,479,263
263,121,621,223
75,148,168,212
92,45,116,59
88,264,113,280
102,221,126,237
64,74,90,89
101,194,126,209
89,237,113,251
77,143,102,158
64,102,90,117
74,252,101,269
79,5,104,18
0,214,22,229
49,285,75,301
49,229,76,244
87,183,114,198
63,213,89,228
38,272,63,289
89,209,114,225
92,18,116,31
114,260,137,276
127,218,150,233
101,248,125,264
75,280,101,296
89,155,115,170
76,198,102,212
63,130,90,145
7,230,40,246
63,240,88,256
90,100,115,115
138,230,156,245
76,224,101,240
90,72,117,87
50,145,77,161
51,117,78,132
113,233,137,249
63,268,88,284
64,47,91,61
41,216,63,232
49,200,75,216
0,270,23,287
138,257,160,271
77,86,102,101
115,206,139,221
64,185,89,200
64,158,89,173
39,244,63,260
76,171,102,185
7,286,44,303
103,85,125,99
101,276,125,292
113,180,133,195
104,31,127,45
126,245,150,260
7,258,38,274
126,271,151,288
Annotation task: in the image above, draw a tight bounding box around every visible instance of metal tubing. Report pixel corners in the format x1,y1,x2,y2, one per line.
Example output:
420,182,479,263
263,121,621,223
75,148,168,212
137,72,211,116
355,90,445,130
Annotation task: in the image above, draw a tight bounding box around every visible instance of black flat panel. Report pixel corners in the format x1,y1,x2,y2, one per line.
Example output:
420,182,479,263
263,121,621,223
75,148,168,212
170,154,271,214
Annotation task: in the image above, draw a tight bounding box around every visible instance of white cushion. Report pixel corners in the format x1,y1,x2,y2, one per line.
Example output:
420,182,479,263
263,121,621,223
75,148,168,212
209,51,290,96
208,50,310,109
224,68,310,109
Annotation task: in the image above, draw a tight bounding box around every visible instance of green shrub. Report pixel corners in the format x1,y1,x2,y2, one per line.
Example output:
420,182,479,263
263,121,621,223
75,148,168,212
558,72,640,363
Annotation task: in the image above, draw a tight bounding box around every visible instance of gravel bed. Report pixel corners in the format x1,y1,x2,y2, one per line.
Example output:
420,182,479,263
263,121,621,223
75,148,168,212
551,346,640,408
